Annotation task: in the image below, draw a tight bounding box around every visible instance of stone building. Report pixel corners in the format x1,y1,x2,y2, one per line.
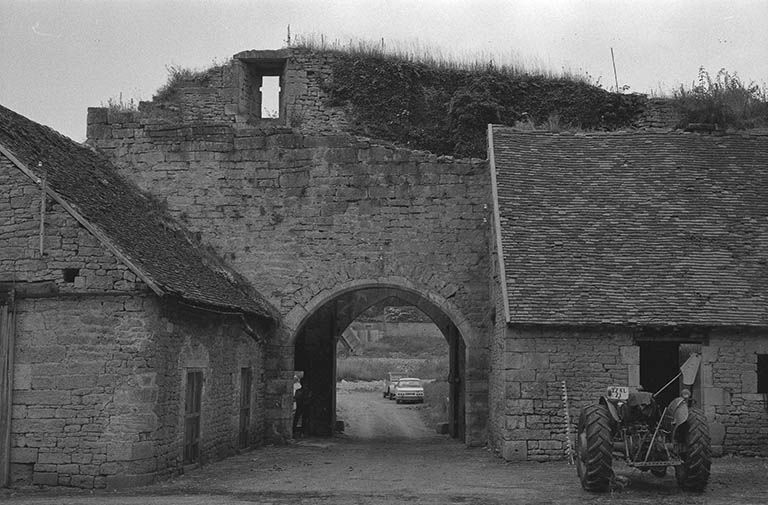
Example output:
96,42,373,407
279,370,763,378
3,45,767,489
487,126,768,460
0,105,276,488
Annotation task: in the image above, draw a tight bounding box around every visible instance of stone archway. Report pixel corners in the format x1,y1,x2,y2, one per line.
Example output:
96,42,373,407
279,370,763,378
285,279,476,442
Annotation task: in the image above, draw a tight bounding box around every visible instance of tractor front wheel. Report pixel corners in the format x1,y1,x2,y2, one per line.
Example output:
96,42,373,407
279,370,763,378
576,404,614,492
675,408,711,491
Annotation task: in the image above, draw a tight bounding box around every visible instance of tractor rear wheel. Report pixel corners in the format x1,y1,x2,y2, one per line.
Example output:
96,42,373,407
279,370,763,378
576,404,613,492
675,408,711,491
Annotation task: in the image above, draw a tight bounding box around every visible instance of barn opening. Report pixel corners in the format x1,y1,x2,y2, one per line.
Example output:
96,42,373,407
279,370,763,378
292,286,466,442
638,339,702,407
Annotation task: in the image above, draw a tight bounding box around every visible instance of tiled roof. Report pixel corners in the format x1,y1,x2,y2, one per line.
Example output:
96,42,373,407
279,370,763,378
489,126,768,326
0,104,274,319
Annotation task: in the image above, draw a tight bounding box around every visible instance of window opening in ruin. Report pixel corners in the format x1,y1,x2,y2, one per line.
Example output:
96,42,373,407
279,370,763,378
758,355,768,394
62,268,79,283
239,367,252,448
260,76,281,119
184,370,203,464
239,56,286,123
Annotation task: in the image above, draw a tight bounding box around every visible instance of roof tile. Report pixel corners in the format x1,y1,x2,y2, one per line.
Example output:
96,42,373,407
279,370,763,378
490,126,768,326
0,104,274,319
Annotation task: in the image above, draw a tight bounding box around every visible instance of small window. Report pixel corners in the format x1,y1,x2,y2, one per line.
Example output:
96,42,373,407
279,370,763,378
758,355,768,394
62,268,79,283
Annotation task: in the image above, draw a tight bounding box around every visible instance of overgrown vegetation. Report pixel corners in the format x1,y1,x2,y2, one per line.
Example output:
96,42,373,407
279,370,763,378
101,93,138,112
672,67,768,130
292,35,644,158
153,62,224,102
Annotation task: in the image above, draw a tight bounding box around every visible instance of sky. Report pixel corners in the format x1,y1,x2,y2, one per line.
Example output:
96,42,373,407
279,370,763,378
1,0,766,142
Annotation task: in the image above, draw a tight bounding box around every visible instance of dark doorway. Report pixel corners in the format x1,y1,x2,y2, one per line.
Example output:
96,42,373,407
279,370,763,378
293,287,467,442
639,341,701,407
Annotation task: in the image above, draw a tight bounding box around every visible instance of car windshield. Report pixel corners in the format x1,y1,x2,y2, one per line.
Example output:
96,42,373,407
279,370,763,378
398,380,421,388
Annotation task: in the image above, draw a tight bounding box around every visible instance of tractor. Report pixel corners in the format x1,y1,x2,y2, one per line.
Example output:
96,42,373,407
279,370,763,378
576,353,711,492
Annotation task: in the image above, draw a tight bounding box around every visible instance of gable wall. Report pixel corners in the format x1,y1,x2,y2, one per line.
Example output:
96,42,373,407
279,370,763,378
1,155,143,293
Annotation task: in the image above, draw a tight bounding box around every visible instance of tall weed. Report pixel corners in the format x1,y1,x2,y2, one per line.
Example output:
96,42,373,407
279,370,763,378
673,67,768,129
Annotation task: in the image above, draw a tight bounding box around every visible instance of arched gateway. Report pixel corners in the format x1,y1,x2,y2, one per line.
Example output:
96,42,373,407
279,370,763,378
286,280,473,440
87,48,493,448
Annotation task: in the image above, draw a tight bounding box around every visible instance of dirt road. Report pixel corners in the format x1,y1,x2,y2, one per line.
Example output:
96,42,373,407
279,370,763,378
3,382,768,504
336,380,437,440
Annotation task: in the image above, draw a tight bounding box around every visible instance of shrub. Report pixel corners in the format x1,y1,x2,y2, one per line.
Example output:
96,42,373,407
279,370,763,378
673,67,768,129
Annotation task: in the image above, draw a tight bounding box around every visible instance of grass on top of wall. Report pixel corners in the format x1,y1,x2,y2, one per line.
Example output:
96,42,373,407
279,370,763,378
291,33,645,158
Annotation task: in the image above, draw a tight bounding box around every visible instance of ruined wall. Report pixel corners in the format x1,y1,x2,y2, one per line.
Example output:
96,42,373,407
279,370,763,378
95,48,348,136
634,97,682,130
86,48,493,445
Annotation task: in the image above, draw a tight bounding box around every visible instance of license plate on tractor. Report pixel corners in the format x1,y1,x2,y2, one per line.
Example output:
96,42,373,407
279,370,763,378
607,386,629,400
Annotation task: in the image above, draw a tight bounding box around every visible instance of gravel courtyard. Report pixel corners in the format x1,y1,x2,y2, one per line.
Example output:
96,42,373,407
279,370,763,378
2,383,767,505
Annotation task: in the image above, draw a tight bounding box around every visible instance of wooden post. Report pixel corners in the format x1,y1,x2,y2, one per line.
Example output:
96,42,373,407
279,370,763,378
0,290,16,487
39,177,46,256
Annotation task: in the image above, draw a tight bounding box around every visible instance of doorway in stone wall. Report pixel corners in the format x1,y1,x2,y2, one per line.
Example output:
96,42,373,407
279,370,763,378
292,286,467,442
639,341,702,407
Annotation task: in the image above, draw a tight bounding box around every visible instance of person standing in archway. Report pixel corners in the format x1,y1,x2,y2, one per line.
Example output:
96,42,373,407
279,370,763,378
292,377,312,437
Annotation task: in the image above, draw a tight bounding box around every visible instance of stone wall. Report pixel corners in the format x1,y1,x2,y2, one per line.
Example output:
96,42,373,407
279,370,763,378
498,326,635,461
495,324,768,460
11,294,154,488
10,295,263,488
345,321,443,345
1,156,143,293
702,329,768,456
634,97,682,130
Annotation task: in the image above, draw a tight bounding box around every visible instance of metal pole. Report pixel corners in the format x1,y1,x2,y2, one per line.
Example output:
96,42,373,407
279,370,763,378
611,47,619,92
562,380,575,464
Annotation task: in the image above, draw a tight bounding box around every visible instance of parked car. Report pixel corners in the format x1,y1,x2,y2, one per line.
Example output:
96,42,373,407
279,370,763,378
384,372,405,399
394,378,424,404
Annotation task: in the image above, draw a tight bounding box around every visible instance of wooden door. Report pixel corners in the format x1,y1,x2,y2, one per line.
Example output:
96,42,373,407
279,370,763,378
0,291,16,487
184,371,203,464
239,368,252,449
